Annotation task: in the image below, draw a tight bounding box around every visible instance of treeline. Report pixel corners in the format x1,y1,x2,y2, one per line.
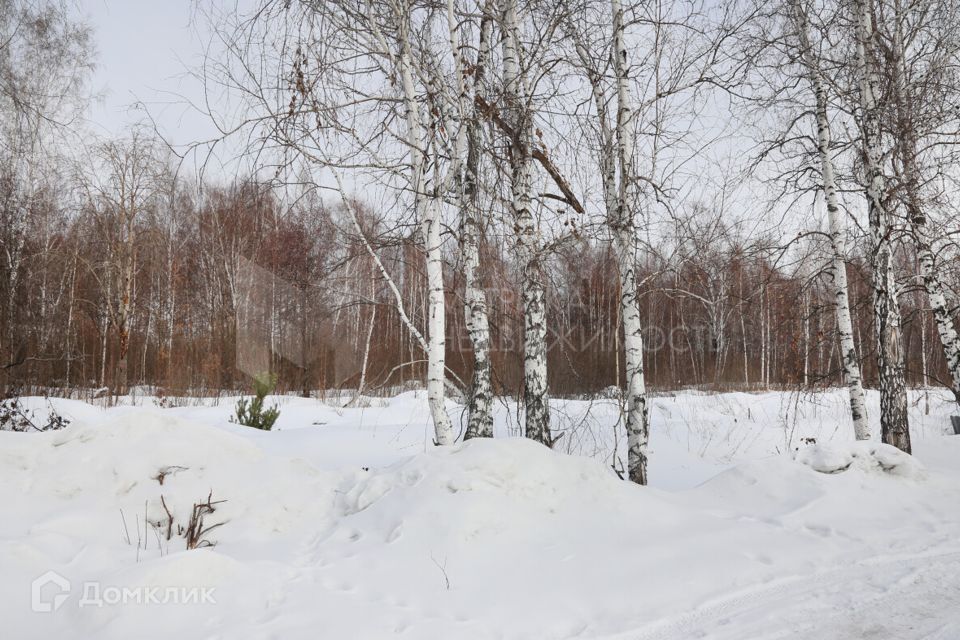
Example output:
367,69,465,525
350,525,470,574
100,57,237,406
3,169,955,397
5,0,960,480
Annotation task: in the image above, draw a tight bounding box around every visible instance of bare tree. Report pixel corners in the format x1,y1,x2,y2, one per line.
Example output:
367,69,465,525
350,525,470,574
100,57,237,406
0,0,92,375
80,130,159,395
788,0,870,439
204,0,461,443
568,0,651,482
881,0,960,408
448,0,495,439
496,0,552,446
854,0,910,452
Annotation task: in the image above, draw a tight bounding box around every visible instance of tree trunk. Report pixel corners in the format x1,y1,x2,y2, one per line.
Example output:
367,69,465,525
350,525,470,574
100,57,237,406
855,0,910,452
791,0,870,439
887,6,960,408
399,29,454,446
456,2,494,440
502,0,551,446
610,0,650,484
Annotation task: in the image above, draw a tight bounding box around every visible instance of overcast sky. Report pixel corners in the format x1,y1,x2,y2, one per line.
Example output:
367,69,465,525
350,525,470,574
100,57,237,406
83,0,225,152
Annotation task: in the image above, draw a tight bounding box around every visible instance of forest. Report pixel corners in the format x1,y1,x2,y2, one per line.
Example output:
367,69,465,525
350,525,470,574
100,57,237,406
4,1,960,637
4,0,960,477
0,0,960,476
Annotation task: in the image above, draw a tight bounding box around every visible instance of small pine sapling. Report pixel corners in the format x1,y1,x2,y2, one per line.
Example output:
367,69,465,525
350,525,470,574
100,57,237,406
232,372,280,430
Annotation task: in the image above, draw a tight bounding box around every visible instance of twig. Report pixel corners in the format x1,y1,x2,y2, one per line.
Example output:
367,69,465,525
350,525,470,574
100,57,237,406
430,553,451,591
119,508,131,545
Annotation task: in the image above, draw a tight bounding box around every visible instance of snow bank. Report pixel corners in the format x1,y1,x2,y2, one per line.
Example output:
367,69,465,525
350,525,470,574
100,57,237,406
795,441,926,478
1,391,959,639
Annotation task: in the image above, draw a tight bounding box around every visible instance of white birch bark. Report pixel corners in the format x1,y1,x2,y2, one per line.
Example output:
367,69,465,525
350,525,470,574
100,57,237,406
919,301,929,387
99,269,110,389
916,240,960,400
790,0,870,439
610,0,650,485
349,303,376,407
886,7,960,407
803,288,810,387
65,249,77,385
164,215,177,381
854,0,911,452
398,25,454,446
115,197,134,395
332,172,426,352
450,0,494,439
501,0,551,446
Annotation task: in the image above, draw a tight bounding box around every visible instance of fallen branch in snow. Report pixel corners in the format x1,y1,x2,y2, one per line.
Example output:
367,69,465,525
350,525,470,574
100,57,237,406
430,553,451,591
153,465,189,486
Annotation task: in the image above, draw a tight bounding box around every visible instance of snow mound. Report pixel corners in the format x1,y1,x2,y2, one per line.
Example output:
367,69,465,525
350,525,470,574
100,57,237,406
342,437,625,514
335,437,655,553
2,396,959,640
0,412,340,554
300,437,726,638
795,441,926,478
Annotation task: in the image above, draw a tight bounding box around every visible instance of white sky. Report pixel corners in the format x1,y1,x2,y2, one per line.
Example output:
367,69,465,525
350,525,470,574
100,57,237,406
80,0,260,170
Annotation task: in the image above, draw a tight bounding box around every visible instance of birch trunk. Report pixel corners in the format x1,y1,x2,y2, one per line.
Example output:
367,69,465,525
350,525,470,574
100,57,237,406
461,139,494,439
398,27,454,446
99,270,110,389
113,201,135,395
350,303,376,406
116,255,132,395
65,250,77,385
502,0,551,446
855,0,911,452
803,288,810,387
165,231,176,382
453,1,493,439
887,7,960,407
914,235,960,402
920,305,929,387
791,0,870,439
610,0,650,484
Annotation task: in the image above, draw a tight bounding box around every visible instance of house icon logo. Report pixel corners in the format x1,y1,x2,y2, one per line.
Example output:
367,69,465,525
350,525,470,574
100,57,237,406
31,571,71,612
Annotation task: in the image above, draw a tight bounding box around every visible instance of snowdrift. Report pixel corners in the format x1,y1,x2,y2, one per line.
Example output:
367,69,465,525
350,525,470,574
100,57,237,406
1,392,959,639
794,440,926,477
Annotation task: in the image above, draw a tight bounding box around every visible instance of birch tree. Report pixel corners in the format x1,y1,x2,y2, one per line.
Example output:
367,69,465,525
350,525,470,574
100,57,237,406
0,0,92,373
81,132,159,395
395,5,455,445
567,0,745,480
207,0,459,444
788,0,870,439
448,0,495,439
568,0,650,480
605,0,653,484
882,0,960,407
498,0,551,445
853,0,911,452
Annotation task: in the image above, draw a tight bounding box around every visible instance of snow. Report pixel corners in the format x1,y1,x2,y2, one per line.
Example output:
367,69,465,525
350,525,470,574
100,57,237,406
2,388,960,639
795,440,927,477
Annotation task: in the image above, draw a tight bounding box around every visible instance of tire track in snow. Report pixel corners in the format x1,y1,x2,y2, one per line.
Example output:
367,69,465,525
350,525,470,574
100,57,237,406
623,549,960,640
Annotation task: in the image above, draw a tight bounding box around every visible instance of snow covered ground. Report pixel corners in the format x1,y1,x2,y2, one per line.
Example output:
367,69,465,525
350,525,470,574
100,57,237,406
2,388,959,639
